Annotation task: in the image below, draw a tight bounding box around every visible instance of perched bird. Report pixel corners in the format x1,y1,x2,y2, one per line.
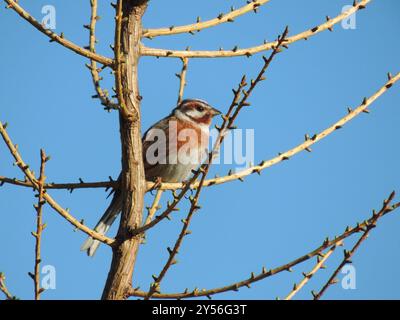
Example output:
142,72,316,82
81,99,221,256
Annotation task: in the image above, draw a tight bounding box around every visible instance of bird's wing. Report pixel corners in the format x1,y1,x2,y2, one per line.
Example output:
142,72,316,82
142,116,178,174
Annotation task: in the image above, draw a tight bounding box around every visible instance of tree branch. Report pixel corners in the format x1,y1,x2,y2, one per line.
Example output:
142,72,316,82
0,176,117,191
141,0,369,58
284,241,342,300
0,123,114,246
128,192,400,299
143,189,164,229
313,191,398,300
29,149,48,300
3,0,114,66
0,272,16,300
87,0,119,110
142,0,271,38
101,0,148,300
113,0,132,119
176,58,189,104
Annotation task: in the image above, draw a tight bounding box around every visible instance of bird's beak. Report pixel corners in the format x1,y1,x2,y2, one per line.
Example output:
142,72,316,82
210,107,222,117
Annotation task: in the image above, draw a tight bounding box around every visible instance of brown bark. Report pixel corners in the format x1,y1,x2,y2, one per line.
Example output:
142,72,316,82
101,0,148,300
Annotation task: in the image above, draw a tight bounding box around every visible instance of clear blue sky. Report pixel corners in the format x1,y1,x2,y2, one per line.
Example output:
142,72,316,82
1,0,399,300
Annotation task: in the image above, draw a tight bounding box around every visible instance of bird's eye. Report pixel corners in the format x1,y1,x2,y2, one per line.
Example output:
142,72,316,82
196,106,204,112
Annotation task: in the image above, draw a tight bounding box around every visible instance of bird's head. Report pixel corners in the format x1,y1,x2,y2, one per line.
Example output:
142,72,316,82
174,99,221,126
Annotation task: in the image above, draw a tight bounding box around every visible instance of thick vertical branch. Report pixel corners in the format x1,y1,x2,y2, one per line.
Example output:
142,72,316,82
101,0,148,300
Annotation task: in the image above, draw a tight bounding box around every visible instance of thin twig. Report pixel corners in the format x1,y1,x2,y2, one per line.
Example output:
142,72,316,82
87,0,118,110
143,0,271,38
176,58,189,104
313,191,398,300
284,241,342,300
141,0,369,58
144,189,164,227
29,149,48,300
0,272,16,300
0,176,116,191
0,123,114,246
4,0,113,66
128,193,399,299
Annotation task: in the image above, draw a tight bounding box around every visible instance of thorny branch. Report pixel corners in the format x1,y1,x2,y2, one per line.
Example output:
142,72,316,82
141,27,290,300
176,58,189,104
143,189,164,232
0,272,16,300
313,191,399,300
113,0,131,119
29,150,48,300
284,241,342,300
0,122,114,246
141,0,370,58
3,0,113,66
0,176,117,191
86,0,118,110
142,0,271,38
128,192,400,299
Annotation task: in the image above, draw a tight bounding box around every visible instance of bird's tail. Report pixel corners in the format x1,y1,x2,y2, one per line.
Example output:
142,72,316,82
81,190,122,256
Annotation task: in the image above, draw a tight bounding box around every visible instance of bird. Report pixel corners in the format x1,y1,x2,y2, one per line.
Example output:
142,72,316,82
81,99,221,256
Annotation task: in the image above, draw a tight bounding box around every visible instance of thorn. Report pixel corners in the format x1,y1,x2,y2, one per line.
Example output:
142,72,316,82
311,290,318,298
361,97,368,105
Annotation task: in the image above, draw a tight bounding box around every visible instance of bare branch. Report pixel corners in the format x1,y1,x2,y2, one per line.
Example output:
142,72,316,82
313,191,398,300
141,0,370,58
4,0,113,66
29,149,48,300
143,0,271,38
87,0,118,110
143,189,164,228
0,176,117,191
128,192,400,299
284,241,342,300
114,0,132,119
176,58,189,104
0,123,114,246
0,272,16,300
